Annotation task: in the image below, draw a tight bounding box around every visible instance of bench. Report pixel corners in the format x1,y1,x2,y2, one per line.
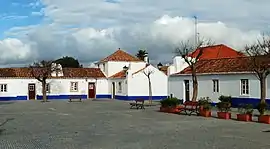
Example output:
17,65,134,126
178,101,200,116
130,99,145,109
68,95,82,102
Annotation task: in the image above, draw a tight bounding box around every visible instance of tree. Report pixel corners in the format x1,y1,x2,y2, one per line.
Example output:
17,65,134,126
143,65,154,105
54,56,81,68
136,49,147,61
175,38,214,102
30,60,56,102
244,35,270,114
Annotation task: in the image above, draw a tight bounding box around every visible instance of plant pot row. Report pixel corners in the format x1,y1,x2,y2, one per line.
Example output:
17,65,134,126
160,107,270,124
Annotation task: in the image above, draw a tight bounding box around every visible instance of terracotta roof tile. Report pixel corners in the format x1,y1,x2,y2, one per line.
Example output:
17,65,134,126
109,70,126,79
174,57,257,75
0,68,106,78
188,44,245,60
99,49,143,63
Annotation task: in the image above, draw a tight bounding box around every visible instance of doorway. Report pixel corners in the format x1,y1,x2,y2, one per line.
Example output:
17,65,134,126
112,82,115,99
88,82,96,99
28,83,36,100
184,80,190,101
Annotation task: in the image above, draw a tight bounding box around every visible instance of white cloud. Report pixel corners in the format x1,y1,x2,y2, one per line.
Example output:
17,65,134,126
1,0,269,65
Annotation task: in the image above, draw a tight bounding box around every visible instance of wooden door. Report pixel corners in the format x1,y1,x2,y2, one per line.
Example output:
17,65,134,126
112,82,115,99
28,83,36,100
88,83,96,98
184,80,190,101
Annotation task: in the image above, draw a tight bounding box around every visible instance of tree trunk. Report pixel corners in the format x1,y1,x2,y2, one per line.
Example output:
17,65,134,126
191,70,198,102
260,76,266,104
148,77,153,105
42,81,47,102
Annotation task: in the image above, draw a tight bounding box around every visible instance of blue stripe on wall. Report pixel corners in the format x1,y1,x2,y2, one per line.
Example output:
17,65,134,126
231,97,270,108
0,94,111,101
96,94,111,98
0,96,27,101
115,95,168,101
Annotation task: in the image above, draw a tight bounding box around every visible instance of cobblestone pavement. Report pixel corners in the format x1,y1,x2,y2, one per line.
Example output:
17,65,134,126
1,100,270,149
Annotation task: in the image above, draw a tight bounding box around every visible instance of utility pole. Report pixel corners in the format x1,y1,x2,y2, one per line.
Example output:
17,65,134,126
194,16,198,46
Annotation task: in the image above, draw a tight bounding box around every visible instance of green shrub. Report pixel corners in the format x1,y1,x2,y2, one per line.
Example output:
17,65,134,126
238,104,253,115
198,97,212,110
256,102,268,115
217,95,232,112
160,97,181,107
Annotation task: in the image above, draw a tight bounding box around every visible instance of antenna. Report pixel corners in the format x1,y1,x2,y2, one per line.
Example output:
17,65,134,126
194,16,198,46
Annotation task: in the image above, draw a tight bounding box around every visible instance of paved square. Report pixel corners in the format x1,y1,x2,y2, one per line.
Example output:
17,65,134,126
1,100,270,149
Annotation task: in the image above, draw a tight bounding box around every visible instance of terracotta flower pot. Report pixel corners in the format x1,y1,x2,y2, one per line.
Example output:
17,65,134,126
160,107,178,113
258,115,270,124
237,114,252,122
217,112,231,119
199,110,212,117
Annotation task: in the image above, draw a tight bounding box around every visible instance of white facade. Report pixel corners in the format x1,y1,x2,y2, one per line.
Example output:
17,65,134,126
169,73,270,106
0,78,109,100
167,56,189,75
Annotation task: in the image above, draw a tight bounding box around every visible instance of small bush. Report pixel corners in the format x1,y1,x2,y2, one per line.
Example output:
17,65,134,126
256,102,268,115
238,104,253,115
198,97,212,111
217,95,232,112
160,97,181,107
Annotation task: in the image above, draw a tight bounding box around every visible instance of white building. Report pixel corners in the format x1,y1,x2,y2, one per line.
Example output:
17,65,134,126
168,44,270,107
0,48,168,101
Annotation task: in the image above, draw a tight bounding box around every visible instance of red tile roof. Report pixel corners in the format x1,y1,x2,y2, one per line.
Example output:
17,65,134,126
99,49,143,63
188,44,245,60
109,70,126,79
0,68,106,78
173,57,255,75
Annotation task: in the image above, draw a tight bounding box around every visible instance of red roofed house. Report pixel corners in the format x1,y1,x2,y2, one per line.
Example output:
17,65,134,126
96,48,168,100
167,44,270,106
0,48,168,101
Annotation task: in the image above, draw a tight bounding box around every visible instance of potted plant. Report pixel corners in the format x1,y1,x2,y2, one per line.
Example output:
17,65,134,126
257,102,270,124
160,97,181,113
216,95,232,119
198,97,212,117
237,104,253,122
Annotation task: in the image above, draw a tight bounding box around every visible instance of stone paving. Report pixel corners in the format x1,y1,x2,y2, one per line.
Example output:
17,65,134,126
1,99,270,149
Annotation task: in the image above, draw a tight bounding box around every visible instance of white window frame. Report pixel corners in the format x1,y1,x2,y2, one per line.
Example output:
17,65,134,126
212,79,219,93
240,79,249,95
46,83,50,93
70,82,78,92
0,84,7,92
118,82,122,93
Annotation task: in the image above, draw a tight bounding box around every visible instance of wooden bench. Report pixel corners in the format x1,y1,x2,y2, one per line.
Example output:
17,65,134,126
178,101,200,116
130,99,145,109
68,95,82,102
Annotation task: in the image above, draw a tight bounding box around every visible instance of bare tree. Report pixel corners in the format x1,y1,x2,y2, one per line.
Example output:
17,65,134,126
175,38,214,102
143,66,154,105
30,60,55,102
244,35,270,114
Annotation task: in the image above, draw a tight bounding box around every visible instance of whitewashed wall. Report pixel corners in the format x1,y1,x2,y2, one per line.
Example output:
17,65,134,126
98,61,146,77
109,78,127,97
0,78,109,100
169,73,270,103
128,65,168,97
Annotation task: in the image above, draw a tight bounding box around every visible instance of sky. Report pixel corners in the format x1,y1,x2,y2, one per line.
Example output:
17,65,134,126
0,0,269,67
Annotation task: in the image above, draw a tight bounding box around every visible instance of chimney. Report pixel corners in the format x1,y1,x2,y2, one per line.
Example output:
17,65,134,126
144,52,149,63
157,62,163,70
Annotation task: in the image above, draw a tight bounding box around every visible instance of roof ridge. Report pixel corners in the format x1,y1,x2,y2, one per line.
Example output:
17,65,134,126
99,48,143,63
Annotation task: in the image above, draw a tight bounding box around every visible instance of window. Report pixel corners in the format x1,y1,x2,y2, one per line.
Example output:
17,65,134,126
241,79,249,95
70,82,78,92
46,83,50,93
212,80,219,93
103,63,105,72
0,84,7,92
118,82,122,93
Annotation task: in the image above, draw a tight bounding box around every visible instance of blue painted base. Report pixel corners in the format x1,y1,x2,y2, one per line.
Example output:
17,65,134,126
0,96,27,101
115,95,168,101
0,94,111,101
